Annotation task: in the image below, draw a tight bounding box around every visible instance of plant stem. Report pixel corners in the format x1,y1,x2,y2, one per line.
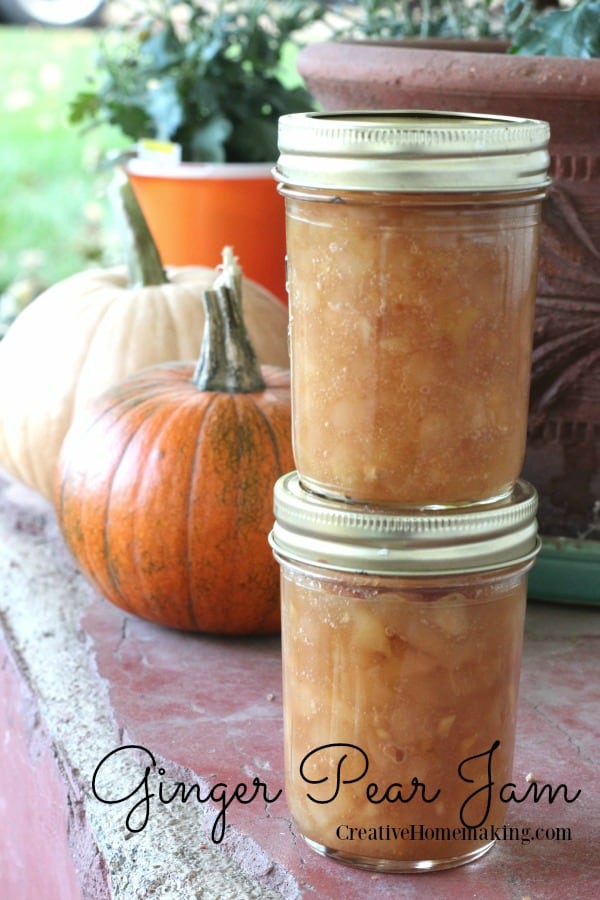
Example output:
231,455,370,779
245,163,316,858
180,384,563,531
111,167,168,288
193,284,266,394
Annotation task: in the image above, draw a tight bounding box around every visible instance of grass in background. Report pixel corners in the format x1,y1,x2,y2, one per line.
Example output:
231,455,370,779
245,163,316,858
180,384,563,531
0,25,127,298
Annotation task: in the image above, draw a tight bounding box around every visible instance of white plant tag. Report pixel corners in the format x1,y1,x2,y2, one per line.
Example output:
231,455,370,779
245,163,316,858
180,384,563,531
136,139,182,165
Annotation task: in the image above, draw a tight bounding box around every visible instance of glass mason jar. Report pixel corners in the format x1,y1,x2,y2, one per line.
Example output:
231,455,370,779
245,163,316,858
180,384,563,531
274,111,550,507
270,472,540,872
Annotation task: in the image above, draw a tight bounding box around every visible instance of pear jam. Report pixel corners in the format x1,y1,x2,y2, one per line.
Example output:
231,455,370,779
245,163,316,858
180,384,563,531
275,111,550,507
270,473,540,871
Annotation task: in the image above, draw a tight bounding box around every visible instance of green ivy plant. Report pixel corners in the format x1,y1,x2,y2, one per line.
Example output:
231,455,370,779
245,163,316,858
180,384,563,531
69,0,326,163
326,0,600,56
507,0,600,57
70,0,598,165
325,0,507,41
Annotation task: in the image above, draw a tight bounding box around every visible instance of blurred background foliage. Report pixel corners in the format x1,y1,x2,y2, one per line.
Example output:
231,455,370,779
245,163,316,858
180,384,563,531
0,23,128,330
0,0,594,334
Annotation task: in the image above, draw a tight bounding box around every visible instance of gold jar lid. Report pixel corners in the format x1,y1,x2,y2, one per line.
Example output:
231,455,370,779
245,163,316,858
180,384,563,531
274,110,550,193
270,473,540,576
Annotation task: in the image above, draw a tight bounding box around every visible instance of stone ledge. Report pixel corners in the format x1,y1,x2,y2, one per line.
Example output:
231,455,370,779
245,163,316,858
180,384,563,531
0,475,284,899
1,472,598,899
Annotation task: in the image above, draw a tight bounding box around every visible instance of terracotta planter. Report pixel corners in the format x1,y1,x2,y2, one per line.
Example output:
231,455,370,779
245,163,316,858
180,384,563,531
127,160,287,302
298,40,600,540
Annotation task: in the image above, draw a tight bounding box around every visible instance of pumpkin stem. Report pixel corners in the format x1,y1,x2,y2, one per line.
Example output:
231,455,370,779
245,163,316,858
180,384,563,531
215,245,244,301
111,167,169,288
193,251,266,393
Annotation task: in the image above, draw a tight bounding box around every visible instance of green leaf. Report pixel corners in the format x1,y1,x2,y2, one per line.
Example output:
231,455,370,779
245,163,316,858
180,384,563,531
68,90,102,125
510,0,600,58
106,103,153,143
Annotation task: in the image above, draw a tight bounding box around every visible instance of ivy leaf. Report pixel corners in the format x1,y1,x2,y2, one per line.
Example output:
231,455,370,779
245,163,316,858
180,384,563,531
510,0,600,58
105,102,153,143
68,90,102,125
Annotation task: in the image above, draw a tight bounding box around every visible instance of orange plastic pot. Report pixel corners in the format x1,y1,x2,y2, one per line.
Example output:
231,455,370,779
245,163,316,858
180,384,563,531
126,160,287,302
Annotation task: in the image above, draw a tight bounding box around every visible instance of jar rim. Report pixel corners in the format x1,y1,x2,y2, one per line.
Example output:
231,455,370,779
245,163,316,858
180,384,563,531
275,110,551,193
270,473,540,576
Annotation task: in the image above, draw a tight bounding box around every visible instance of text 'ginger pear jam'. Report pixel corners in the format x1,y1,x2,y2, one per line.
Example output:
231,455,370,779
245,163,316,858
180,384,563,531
274,111,550,508
270,472,541,872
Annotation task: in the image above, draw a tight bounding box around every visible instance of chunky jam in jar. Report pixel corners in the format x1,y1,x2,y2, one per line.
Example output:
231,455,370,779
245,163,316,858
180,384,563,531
280,562,528,871
284,190,541,506
275,111,550,507
270,472,540,872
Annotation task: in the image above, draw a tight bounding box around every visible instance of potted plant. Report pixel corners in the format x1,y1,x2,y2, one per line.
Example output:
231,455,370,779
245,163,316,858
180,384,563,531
295,0,600,601
70,0,327,300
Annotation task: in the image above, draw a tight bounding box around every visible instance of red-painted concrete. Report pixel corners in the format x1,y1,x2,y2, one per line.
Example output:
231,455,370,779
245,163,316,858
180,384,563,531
81,598,599,899
0,640,83,900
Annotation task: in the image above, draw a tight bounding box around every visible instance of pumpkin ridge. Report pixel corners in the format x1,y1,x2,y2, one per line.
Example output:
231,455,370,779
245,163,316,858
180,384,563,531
215,394,245,632
231,394,245,602
55,394,145,596
99,399,166,613
117,396,202,622
76,384,177,450
59,467,112,609
104,376,198,413
228,392,282,631
14,291,115,496
251,391,285,477
162,288,196,361
184,392,218,630
70,295,128,414
125,287,191,371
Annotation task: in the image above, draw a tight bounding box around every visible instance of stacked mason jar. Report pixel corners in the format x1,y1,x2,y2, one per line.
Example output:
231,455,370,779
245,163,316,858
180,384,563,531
270,111,550,873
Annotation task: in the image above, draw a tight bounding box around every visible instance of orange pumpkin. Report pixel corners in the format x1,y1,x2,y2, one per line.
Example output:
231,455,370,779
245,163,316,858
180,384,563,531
54,252,293,634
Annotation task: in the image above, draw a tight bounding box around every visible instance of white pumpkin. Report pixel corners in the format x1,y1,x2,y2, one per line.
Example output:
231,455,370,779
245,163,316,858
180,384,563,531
0,263,289,499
